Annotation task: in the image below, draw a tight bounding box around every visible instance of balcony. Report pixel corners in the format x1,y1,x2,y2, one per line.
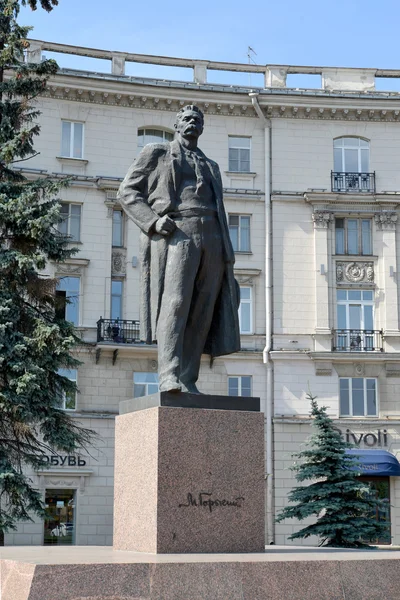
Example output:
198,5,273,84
331,171,376,193
97,318,142,344
332,329,383,352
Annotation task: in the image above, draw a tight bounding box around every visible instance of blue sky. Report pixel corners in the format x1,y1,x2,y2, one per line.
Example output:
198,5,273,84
19,0,400,91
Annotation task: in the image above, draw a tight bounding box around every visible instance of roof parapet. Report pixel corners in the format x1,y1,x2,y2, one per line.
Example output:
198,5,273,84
26,39,400,93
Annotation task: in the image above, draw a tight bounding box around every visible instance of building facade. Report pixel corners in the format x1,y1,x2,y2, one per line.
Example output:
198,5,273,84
6,41,400,546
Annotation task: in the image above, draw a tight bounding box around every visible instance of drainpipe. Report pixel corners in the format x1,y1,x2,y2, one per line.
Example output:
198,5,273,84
249,92,274,544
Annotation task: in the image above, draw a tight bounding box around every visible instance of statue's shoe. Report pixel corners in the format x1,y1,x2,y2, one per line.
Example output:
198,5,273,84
181,383,202,394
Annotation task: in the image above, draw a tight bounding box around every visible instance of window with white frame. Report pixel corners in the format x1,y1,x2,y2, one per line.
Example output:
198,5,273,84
58,203,81,241
336,289,375,351
133,372,159,398
57,368,77,410
112,210,124,247
228,376,252,397
334,137,370,173
61,121,84,159
137,128,174,150
339,378,377,417
239,286,253,334
228,136,251,172
55,277,80,326
111,280,123,321
229,215,251,252
335,217,372,255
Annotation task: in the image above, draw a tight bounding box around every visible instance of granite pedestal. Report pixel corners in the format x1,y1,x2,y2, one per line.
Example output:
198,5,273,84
3,546,400,600
113,392,265,554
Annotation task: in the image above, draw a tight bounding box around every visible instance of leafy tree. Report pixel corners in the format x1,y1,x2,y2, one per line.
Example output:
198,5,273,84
276,393,390,547
22,0,59,11
0,0,94,545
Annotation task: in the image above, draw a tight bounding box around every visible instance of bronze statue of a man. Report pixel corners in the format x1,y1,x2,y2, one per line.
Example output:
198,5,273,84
118,105,240,393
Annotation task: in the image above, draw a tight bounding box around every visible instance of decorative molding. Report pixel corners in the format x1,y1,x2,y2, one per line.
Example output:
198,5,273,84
234,268,261,285
336,261,374,283
42,86,258,118
56,258,90,275
314,361,333,376
386,363,400,378
41,83,400,123
312,210,334,228
112,250,127,276
37,469,93,492
354,363,365,376
374,211,398,230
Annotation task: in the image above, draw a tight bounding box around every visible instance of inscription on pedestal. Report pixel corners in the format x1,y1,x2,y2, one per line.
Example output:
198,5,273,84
178,492,245,512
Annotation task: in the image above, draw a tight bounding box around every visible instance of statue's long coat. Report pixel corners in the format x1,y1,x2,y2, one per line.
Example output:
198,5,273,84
117,139,240,358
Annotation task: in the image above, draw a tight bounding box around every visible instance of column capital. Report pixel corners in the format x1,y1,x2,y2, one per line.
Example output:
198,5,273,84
374,211,398,230
312,210,334,229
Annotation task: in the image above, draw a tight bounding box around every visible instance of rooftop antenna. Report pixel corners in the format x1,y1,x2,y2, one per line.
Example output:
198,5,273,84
247,46,257,87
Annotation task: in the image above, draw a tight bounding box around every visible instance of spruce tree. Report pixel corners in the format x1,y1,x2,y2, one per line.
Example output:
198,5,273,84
0,0,94,544
276,394,390,547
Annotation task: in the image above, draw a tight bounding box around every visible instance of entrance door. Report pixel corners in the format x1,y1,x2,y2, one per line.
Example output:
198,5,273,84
44,488,76,545
359,477,391,544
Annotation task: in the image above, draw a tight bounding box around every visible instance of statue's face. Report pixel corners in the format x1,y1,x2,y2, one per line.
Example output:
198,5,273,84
175,110,203,141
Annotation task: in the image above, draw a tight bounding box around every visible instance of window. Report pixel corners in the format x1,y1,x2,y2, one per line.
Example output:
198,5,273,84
334,137,370,173
137,128,173,150
229,215,250,252
58,204,81,242
332,138,373,192
239,286,253,334
133,372,159,398
228,136,251,172
61,121,84,159
336,290,375,351
335,218,372,255
228,376,252,397
44,489,76,546
358,477,391,544
339,378,377,416
56,277,80,325
57,368,77,410
111,280,123,320
112,210,123,247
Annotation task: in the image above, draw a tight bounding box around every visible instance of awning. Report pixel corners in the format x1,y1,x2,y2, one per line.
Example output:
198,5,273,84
346,449,400,476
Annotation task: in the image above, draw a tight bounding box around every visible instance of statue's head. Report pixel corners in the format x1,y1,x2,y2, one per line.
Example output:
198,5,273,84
174,105,204,141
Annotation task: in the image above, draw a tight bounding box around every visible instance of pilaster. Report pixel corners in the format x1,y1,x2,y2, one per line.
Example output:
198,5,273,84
312,211,333,346
375,212,399,333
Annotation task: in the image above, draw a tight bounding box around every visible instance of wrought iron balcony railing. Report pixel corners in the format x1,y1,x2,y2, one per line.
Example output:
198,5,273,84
332,329,383,352
331,171,376,193
97,318,142,344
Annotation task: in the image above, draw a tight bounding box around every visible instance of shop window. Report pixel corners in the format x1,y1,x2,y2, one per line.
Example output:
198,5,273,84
359,477,391,545
55,276,80,326
228,375,252,397
58,203,81,241
44,489,76,545
339,377,377,417
133,372,159,398
57,368,77,410
61,121,84,159
229,215,251,252
228,136,251,172
335,217,372,255
239,286,253,334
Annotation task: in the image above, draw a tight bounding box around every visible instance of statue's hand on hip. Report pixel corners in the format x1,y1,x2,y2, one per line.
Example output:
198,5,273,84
154,215,177,236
